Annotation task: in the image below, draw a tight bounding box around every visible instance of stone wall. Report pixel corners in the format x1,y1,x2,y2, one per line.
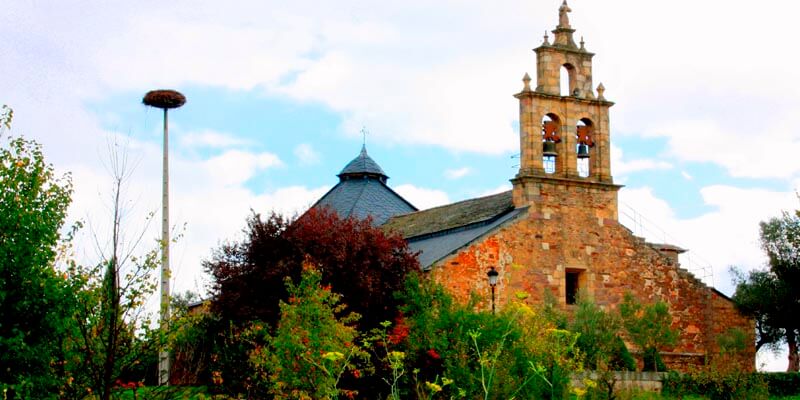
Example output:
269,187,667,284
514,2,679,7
430,176,755,371
572,371,667,393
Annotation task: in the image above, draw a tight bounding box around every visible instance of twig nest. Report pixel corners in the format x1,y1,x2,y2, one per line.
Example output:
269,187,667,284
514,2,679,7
143,90,186,109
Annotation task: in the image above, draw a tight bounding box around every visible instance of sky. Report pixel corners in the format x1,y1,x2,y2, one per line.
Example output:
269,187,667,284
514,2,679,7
3,0,799,370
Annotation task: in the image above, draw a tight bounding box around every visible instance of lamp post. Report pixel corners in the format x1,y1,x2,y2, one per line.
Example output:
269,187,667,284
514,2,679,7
143,89,185,386
487,266,499,314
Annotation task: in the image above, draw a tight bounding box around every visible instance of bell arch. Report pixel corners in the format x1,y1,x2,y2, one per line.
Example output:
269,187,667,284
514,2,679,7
542,113,562,174
576,118,594,178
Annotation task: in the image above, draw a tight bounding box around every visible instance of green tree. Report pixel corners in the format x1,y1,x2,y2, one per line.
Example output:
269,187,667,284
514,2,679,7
248,268,369,400
569,295,623,370
733,209,800,371
0,106,75,398
619,292,678,372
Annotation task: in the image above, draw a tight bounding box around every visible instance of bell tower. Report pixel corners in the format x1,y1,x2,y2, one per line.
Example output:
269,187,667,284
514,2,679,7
512,1,619,218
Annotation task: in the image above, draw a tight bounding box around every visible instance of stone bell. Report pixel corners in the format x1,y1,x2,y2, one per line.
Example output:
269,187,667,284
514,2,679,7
577,143,590,159
543,141,557,157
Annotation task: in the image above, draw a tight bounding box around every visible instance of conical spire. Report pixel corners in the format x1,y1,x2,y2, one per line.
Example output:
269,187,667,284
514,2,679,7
338,145,388,183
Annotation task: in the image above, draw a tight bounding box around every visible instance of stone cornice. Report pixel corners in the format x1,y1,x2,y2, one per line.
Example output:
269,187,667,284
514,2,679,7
534,44,594,57
514,90,615,107
510,174,622,191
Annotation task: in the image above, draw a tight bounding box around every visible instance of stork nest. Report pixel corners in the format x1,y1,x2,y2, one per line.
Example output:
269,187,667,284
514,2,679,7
143,90,186,109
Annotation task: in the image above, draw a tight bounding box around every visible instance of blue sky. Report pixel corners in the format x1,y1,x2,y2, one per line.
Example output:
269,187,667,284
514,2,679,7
4,0,800,370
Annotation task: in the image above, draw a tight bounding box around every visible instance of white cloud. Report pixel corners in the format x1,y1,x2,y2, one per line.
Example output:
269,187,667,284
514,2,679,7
7,0,800,167
294,143,320,165
203,150,282,187
611,145,672,176
180,130,250,148
393,184,450,210
444,167,472,179
681,171,693,181
480,184,512,197
645,118,800,179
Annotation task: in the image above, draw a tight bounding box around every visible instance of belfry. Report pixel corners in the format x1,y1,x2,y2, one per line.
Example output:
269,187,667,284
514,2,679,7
512,0,615,209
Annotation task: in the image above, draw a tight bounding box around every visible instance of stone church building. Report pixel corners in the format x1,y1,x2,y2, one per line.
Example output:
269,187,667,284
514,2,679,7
312,1,754,370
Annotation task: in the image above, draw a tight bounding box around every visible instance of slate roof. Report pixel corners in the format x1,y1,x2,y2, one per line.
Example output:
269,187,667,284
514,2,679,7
312,146,417,226
339,145,388,181
383,190,524,269
382,191,515,239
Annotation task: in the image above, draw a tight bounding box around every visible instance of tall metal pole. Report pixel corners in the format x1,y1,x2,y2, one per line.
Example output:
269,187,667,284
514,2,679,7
143,89,185,387
159,107,171,386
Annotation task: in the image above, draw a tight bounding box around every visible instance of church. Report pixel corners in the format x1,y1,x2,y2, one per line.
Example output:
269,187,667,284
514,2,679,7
310,1,754,371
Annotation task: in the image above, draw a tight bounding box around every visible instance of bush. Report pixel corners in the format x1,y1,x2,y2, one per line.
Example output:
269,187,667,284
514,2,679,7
609,337,637,372
662,369,768,400
761,372,800,396
397,275,582,399
248,268,369,400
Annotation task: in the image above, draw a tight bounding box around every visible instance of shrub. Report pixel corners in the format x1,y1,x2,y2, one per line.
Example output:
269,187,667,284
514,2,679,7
761,372,800,396
248,269,369,400
662,369,768,400
398,275,582,399
619,293,678,373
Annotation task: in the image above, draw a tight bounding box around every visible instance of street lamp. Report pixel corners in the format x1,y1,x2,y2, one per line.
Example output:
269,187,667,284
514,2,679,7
143,89,185,386
487,266,499,314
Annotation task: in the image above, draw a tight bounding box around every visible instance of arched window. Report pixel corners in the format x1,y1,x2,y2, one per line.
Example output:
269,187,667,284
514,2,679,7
576,118,593,177
542,114,561,174
560,64,575,96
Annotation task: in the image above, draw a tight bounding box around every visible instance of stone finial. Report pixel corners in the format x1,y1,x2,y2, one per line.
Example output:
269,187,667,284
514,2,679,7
597,83,606,100
522,73,532,92
543,31,550,45
558,0,572,28
580,36,585,51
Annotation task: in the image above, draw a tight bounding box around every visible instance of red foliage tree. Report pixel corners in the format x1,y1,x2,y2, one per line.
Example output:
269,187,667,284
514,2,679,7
205,207,419,329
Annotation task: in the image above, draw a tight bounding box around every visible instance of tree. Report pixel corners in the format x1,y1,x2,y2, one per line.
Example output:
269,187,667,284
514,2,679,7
61,142,162,399
248,268,369,399
203,207,418,396
0,106,75,398
569,295,635,372
286,207,419,329
206,207,419,330
619,292,678,372
733,210,800,371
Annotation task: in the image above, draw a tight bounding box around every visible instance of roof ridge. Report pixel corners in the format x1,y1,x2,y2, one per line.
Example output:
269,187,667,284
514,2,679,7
345,177,371,218
400,190,511,216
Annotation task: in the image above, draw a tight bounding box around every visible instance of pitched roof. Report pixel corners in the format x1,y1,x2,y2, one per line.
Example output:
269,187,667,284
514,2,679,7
311,145,416,226
407,207,526,269
382,190,515,239
382,190,522,269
